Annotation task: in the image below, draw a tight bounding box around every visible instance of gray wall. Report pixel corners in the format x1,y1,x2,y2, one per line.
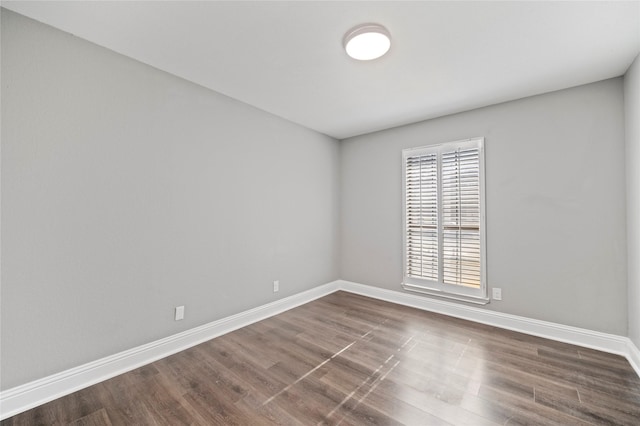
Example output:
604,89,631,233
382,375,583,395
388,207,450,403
1,10,339,389
626,54,640,348
1,6,635,393
340,79,628,335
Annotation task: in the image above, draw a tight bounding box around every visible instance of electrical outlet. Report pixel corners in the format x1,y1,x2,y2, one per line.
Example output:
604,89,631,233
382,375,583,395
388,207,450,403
492,288,502,301
273,280,279,293
175,306,185,321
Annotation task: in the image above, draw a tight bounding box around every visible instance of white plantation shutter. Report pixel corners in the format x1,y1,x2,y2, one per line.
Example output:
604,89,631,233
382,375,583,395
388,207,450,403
442,147,481,288
403,138,486,302
405,153,438,281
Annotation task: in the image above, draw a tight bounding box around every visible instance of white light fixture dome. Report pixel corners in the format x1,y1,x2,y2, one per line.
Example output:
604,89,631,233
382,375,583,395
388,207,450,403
343,23,391,61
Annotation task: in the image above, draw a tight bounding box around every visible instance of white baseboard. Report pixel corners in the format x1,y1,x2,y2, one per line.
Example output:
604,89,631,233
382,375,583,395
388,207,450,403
0,281,340,420
337,280,640,378
2,278,639,420
626,338,640,378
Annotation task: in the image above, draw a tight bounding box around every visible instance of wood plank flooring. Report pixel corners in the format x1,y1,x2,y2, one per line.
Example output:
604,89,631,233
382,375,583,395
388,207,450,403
3,291,640,425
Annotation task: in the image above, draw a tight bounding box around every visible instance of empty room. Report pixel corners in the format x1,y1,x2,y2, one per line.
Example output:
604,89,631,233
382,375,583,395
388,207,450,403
2,1,640,425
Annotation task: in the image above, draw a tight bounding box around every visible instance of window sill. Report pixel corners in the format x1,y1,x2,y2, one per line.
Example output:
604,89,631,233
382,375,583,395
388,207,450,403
401,282,490,305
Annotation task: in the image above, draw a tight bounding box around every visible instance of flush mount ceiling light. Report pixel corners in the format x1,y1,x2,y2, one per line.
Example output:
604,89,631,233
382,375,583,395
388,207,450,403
343,23,391,61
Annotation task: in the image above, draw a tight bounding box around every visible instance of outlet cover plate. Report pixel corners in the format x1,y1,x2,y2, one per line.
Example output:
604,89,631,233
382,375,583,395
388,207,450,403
492,288,502,301
175,306,185,321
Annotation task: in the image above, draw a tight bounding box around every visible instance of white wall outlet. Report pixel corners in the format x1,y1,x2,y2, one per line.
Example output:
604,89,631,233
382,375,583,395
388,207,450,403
273,280,279,293
492,288,502,301
175,305,185,321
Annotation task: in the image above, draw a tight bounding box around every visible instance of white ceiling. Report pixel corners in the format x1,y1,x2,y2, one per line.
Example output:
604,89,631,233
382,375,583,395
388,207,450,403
3,1,640,139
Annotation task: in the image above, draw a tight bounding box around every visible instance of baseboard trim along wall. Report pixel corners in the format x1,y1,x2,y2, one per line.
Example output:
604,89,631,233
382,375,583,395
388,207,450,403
0,281,341,420
337,280,640,378
627,338,640,378
2,279,639,420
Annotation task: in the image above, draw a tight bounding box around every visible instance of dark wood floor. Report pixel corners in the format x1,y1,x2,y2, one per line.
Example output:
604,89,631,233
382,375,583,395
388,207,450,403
3,291,640,425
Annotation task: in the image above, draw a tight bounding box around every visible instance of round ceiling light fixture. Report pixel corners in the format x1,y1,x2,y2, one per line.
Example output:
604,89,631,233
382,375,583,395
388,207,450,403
343,23,391,61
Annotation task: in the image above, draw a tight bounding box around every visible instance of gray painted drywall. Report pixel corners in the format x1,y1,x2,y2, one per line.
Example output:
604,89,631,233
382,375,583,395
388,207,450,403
340,79,628,335
626,54,640,348
1,5,634,393
0,10,339,389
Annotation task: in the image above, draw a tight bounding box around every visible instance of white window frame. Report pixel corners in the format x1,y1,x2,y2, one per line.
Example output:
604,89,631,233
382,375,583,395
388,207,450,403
402,137,488,304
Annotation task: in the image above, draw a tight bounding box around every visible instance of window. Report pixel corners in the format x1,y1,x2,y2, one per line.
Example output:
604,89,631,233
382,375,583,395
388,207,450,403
402,137,487,303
